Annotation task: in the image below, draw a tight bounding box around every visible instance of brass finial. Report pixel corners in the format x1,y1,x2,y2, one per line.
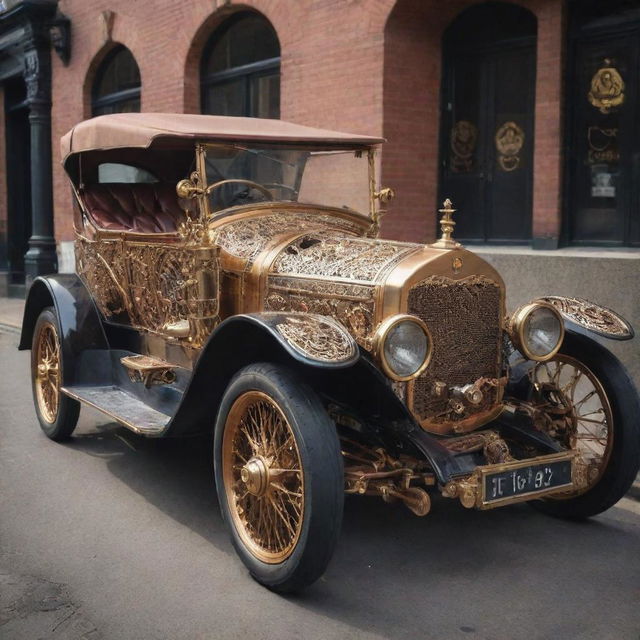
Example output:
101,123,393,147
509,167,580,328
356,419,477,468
430,198,460,249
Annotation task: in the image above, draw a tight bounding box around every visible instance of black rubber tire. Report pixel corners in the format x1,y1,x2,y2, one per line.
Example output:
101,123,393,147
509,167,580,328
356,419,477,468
31,307,80,441
529,331,640,519
213,362,344,593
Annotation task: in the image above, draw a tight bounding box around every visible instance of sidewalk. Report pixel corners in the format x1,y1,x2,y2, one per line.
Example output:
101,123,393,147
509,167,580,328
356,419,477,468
0,297,24,332
1,295,638,502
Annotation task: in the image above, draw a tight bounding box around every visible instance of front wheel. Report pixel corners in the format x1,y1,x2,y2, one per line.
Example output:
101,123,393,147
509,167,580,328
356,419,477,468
528,332,640,519
213,363,344,593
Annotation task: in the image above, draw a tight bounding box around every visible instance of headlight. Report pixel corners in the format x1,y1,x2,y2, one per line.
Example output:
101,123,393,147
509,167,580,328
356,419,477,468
509,302,564,361
374,315,432,381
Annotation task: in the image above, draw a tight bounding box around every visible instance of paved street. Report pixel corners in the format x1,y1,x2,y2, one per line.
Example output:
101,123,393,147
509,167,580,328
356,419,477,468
1,326,639,640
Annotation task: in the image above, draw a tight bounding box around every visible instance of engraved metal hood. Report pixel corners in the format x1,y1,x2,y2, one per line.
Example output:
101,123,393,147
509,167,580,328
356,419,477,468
209,205,505,355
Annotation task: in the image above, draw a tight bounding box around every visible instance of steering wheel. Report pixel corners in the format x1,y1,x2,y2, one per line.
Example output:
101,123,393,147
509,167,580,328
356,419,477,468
206,178,274,201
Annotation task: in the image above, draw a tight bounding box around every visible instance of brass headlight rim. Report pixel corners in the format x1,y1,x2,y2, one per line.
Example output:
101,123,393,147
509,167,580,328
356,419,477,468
510,302,565,363
373,314,433,382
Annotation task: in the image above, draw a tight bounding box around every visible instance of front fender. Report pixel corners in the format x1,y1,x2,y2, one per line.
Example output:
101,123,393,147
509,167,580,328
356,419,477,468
18,275,108,385
165,312,359,437
536,296,634,341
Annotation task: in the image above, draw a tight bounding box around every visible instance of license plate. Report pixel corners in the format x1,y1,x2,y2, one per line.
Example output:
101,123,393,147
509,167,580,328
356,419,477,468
479,453,574,509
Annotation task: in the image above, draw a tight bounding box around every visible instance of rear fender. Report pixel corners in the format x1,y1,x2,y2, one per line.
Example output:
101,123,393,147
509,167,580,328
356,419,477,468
19,275,108,385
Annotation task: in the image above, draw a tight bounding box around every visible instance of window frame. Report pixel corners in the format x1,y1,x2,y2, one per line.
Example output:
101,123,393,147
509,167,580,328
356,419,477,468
200,12,280,118
91,45,141,117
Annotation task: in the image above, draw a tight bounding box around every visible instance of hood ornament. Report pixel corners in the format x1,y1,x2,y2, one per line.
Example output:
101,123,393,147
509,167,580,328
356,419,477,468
431,198,461,250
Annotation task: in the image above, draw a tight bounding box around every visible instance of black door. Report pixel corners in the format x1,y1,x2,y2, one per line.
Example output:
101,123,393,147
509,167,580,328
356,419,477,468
439,4,536,243
566,11,640,246
3,78,31,283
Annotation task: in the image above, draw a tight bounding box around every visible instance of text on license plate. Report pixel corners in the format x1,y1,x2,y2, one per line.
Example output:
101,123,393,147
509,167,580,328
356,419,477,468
483,458,573,504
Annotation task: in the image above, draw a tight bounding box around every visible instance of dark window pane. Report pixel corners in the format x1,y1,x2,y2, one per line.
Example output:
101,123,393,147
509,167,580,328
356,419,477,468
204,78,246,116
251,73,280,119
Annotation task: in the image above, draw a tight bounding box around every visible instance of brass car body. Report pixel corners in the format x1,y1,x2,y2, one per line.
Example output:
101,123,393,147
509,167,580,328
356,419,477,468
19,114,638,557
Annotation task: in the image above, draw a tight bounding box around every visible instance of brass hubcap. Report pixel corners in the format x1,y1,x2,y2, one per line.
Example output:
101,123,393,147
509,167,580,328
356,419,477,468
222,391,304,564
241,456,270,497
34,322,60,424
530,355,613,494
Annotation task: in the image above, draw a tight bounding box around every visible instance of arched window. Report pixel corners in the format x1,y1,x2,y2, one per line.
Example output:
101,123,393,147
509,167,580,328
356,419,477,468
201,12,280,118
92,46,141,116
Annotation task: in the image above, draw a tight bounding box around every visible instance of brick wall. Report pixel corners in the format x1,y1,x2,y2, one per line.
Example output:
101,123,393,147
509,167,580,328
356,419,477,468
49,0,564,248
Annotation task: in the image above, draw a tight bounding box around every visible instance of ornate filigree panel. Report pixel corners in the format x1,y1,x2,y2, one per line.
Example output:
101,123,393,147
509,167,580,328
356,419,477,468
272,233,419,282
538,296,633,340
212,211,364,269
265,276,375,347
75,237,128,317
275,315,358,363
75,235,219,345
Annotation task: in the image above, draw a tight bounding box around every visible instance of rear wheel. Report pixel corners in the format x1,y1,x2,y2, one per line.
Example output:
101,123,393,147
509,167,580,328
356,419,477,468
214,363,344,593
31,307,80,440
528,333,640,519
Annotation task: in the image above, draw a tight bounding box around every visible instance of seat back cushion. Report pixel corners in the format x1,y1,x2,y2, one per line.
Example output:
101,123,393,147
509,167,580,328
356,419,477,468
82,183,185,233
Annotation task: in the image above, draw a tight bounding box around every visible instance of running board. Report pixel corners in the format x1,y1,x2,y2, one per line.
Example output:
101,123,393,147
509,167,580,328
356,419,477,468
61,385,171,436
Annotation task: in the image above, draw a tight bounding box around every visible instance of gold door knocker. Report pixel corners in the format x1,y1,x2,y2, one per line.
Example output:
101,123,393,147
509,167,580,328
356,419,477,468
495,121,525,172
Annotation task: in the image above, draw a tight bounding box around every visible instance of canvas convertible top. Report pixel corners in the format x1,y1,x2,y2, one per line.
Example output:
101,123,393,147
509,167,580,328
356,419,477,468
60,113,385,162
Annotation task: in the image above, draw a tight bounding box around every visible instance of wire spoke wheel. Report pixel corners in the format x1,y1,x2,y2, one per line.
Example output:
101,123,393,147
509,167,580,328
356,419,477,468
34,321,61,424
222,391,304,564
530,354,614,495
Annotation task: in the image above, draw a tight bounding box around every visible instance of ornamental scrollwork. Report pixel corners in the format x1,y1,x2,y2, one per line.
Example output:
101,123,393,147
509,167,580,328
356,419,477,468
272,232,419,282
538,296,633,340
275,315,358,363
265,276,376,347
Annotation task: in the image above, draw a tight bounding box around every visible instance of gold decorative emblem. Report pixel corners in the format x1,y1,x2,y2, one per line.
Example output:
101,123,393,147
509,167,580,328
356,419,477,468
588,60,625,114
495,121,524,172
450,120,477,173
537,296,633,340
452,257,463,274
275,315,358,362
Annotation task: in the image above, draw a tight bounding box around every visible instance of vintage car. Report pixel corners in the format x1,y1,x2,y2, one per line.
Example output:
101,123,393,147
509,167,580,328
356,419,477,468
20,113,640,592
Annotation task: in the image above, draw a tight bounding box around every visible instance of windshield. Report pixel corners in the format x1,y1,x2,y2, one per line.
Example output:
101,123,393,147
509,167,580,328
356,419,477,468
204,145,371,215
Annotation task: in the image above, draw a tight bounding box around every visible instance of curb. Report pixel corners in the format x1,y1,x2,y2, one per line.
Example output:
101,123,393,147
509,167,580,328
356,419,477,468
629,479,640,502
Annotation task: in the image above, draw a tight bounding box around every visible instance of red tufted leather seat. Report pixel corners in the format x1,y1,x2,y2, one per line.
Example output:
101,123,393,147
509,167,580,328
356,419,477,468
82,183,185,233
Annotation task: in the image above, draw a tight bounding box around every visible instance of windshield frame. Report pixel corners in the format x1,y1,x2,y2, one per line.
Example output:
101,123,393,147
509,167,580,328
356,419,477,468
196,142,378,223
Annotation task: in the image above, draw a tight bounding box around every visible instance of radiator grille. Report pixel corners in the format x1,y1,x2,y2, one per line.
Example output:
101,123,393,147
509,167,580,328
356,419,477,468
407,275,502,428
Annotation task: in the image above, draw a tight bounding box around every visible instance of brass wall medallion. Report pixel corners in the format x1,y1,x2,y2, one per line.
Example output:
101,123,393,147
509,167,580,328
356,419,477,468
588,60,625,114
450,120,477,173
495,121,524,172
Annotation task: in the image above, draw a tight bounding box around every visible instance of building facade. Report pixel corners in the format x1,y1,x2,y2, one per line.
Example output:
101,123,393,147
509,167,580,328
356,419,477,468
0,0,638,378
